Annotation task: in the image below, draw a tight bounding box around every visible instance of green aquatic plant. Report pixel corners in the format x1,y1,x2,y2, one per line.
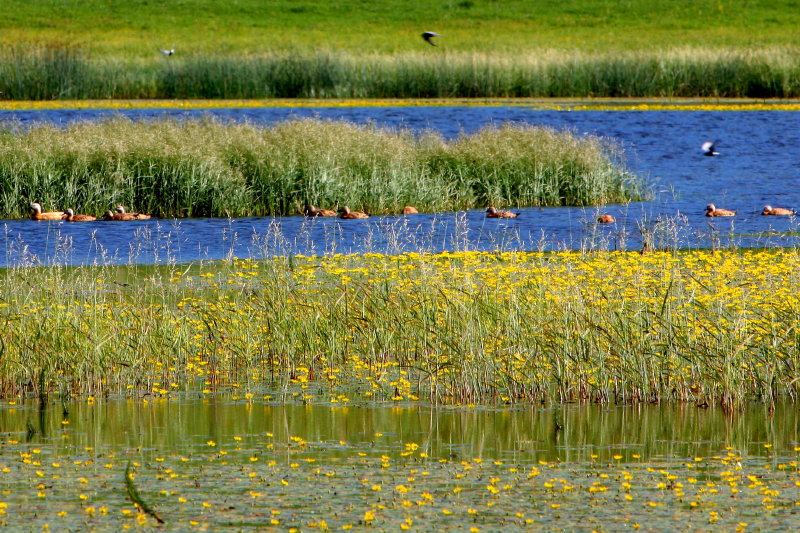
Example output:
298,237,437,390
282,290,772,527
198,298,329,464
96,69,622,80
0,118,641,217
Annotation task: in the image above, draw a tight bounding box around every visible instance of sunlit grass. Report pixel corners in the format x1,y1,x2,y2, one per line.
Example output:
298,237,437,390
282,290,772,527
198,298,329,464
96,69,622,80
1,47,799,99
0,118,640,217
1,248,798,408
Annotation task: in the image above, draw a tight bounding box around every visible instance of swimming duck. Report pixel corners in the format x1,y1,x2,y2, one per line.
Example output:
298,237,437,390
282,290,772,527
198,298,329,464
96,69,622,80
63,208,97,222
403,206,419,214
701,141,720,156
486,207,519,219
705,204,736,217
30,202,65,221
597,214,615,223
115,206,152,220
304,205,337,217
339,206,369,219
103,210,139,221
761,205,795,216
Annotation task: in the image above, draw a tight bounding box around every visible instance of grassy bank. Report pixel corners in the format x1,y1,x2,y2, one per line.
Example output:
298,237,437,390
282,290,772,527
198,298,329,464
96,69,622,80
2,249,799,407
1,48,799,99
0,118,640,218
2,0,799,56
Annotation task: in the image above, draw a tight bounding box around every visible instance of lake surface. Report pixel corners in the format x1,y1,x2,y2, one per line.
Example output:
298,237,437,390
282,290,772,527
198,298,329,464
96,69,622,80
1,106,799,265
1,397,798,531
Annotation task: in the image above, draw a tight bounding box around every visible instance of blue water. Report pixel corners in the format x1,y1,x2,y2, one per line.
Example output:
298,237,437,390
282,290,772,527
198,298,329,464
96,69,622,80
1,106,798,266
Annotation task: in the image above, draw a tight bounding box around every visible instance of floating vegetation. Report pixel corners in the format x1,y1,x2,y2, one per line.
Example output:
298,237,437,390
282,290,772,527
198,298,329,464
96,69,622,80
1,249,799,407
0,47,799,99
0,118,641,218
0,399,798,531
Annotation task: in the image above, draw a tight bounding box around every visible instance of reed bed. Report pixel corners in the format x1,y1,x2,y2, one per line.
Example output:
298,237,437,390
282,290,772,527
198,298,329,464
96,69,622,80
1,47,799,99
2,248,799,408
0,118,640,217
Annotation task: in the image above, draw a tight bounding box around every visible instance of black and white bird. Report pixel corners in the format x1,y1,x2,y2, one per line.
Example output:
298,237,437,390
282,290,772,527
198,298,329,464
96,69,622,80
159,48,175,56
701,141,719,156
421,31,441,46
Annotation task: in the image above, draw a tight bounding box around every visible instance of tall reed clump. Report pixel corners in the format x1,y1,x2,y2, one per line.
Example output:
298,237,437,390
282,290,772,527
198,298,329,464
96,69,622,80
1,249,798,408
0,46,798,98
0,118,641,217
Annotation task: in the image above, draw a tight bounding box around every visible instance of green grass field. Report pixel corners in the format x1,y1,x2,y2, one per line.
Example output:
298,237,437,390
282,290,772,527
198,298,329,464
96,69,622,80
3,0,799,57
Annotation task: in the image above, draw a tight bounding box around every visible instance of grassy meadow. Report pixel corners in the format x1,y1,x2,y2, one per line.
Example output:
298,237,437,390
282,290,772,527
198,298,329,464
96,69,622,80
2,248,799,408
1,1,800,98
0,118,641,218
3,0,799,56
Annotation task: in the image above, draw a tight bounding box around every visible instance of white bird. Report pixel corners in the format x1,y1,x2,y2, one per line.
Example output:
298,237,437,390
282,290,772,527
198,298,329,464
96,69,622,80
422,32,441,46
701,141,719,156
159,48,175,56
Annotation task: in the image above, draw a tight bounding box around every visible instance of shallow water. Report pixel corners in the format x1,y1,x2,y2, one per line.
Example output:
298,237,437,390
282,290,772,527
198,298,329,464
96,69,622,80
1,106,799,265
0,398,798,530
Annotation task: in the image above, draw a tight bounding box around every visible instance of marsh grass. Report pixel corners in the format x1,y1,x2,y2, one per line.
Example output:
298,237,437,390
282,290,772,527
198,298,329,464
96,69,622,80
2,248,799,408
1,47,799,99
0,118,641,217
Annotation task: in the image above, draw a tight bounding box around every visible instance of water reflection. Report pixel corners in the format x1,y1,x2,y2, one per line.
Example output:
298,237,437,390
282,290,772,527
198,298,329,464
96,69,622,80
2,398,796,461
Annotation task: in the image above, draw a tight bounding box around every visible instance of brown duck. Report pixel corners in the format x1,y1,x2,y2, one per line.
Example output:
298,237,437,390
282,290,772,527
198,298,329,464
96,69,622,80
339,206,369,219
597,214,615,223
115,206,152,220
304,205,337,217
486,207,519,219
761,205,795,216
63,208,97,222
30,202,65,221
705,204,736,217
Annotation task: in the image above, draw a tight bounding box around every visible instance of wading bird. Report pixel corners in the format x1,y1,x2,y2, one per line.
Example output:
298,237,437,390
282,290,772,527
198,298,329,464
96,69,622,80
705,203,735,217
701,141,719,156
486,207,519,218
29,202,64,221
761,205,795,216
422,32,441,46
339,206,369,219
159,48,175,56
63,208,97,222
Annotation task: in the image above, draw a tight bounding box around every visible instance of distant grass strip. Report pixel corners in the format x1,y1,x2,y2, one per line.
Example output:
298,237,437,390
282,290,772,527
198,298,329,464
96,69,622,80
0,118,640,218
1,47,799,100
3,98,800,111
1,249,799,408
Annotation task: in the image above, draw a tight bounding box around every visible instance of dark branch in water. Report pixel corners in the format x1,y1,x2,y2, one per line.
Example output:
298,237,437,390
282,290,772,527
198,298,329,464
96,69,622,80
125,461,165,524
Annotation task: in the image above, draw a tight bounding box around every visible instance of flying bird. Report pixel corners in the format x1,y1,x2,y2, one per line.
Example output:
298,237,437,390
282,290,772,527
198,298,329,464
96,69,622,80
159,48,175,56
701,141,719,156
422,32,441,46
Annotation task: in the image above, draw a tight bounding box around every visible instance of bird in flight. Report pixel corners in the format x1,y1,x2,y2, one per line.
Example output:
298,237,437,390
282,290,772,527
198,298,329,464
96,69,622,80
159,48,175,56
701,141,719,156
422,32,441,46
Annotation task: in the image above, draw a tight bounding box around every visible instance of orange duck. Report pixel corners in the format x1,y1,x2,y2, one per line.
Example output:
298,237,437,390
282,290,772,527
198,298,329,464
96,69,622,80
30,202,65,221
486,207,519,218
705,204,736,217
103,210,139,221
402,206,419,214
597,214,615,223
304,205,337,217
115,206,152,219
761,205,795,216
339,206,369,219
63,208,97,222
